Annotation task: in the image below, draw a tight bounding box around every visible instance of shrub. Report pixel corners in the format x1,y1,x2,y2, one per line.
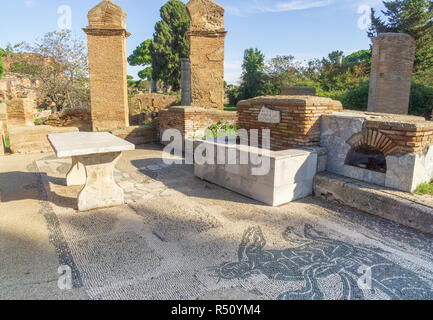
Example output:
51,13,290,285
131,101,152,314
205,120,237,138
409,81,433,118
0,53,4,80
227,85,241,106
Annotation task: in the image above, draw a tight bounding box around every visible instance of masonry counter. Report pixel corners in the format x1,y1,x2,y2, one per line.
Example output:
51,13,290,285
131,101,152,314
47,132,135,211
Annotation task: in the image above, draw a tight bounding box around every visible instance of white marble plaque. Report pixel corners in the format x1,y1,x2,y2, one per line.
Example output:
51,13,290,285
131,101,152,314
258,105,281,124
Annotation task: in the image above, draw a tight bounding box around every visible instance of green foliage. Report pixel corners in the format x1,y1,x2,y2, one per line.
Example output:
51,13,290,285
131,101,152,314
0,53,4,80
369,0,433,73
238,48,268,101
149,0,190,91
224,104,236,111
34,117,45,125
227,85,241,106
409,81,433,117
415,180,433,195
205,121,237,138
264,55,305,94
9,61,40,75
128,39,153,81
330,79,371,110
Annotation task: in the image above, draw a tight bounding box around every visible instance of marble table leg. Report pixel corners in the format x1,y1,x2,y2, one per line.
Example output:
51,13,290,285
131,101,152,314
66,157,86,186
76,152,124,212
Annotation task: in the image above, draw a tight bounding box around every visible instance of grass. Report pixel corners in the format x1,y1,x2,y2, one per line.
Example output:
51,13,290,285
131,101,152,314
34,117,44,125
414,181,433,195
224,104,236,112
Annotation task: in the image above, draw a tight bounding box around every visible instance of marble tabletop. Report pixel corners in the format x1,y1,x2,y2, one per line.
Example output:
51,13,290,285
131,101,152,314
48,132,135,158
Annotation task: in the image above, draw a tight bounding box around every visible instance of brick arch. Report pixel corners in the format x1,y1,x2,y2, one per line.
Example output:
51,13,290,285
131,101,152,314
346,129,398,156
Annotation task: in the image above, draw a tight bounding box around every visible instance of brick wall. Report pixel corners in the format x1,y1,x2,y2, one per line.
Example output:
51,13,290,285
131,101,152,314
111,125,157,145
8,125,78,154
6,98,36,127
159,106,237,144
365,119,433,154
237,96,343,151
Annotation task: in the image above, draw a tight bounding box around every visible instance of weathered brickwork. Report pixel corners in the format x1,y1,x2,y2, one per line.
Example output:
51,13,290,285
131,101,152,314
9,125,78,154
111,125,157,145
237,96,343,151
368,33,416,115
84,0,130,131
5,98,36,127
365,117,433,154
187,0,227,110
159,106,237,143
129,93,177,115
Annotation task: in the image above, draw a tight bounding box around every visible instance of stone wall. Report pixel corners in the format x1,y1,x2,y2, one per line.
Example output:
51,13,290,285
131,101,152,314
129,93,177,115
367,33,416,115
237,96,343,151
8,125,78,154
42,107,92,131
159,106,237,143
187,0,227,110
6,98,36,127
111,125,157,145
84,0,130,131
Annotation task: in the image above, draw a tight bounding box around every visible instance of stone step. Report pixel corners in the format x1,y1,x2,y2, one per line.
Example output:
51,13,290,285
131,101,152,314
314,172,433,235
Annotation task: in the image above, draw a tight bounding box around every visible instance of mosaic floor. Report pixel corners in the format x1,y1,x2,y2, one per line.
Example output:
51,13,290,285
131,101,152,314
35,152,433,300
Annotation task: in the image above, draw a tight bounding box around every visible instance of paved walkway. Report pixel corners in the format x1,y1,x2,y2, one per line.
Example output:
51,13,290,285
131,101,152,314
2,145,433,299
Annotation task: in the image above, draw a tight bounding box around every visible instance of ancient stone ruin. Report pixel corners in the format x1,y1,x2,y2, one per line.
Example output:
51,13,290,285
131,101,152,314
84,0,130,131
368,33,416,115
187,0,227,110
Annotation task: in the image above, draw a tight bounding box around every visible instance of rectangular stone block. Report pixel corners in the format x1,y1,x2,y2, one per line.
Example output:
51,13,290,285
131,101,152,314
194,140,318,206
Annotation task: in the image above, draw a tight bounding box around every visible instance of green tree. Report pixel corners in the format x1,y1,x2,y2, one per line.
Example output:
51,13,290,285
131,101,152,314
368,0,433,72
264,55,304,94
149,0,190,91
16,30,89,111
238,48,268,100
128,39,153,81
0,51,4,80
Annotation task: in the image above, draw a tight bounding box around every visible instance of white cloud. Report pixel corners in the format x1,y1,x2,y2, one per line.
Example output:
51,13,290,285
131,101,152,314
256,0,334,13
226,0,334,16
24,0,34,8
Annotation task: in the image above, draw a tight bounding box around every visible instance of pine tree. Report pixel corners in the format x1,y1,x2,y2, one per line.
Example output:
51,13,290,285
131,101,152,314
368,0,433,72
149,0,190,91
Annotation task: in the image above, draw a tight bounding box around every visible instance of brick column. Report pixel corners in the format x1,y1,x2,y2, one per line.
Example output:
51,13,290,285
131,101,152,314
83,0,130,131
367,33,416,115
186,0,227,110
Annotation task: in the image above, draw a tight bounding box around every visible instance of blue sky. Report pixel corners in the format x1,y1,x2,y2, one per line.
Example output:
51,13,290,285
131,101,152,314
0,0,386,84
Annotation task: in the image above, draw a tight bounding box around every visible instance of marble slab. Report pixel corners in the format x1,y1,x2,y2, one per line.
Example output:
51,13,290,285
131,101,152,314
48,132,135,158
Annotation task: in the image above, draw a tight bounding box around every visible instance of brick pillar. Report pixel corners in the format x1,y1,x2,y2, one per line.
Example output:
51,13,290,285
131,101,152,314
367,33,416,115
83,0,130,131
186,0,227,110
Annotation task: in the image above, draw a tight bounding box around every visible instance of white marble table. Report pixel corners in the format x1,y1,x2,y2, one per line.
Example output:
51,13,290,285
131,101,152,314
48,132,135,211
